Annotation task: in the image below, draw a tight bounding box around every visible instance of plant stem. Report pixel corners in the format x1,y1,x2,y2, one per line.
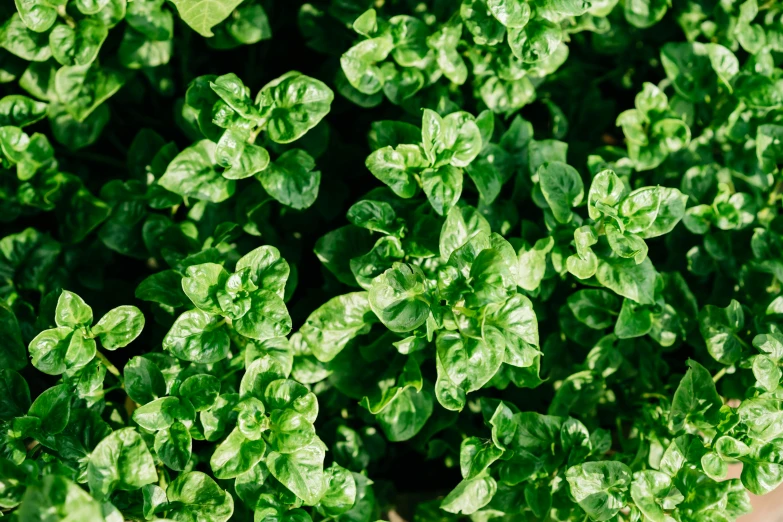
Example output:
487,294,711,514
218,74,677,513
247,126,263,144
713,366,729,383
56,5,77,28
96,350,123,384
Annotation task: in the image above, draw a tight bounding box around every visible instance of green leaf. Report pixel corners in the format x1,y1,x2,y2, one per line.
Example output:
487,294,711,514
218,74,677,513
698,300,746,365
18,476,104,521
87,428,158,500
377,385,433,442
460,437,504,479
169,0,243,37
435,330,504,410
701,451,728,480
236,245,290,299
163,309,230,364
264,379,318,423
211,427,267,479
669,360,722,432
29,327,96,375
739,398,783,442
268,409,316,453
154,421,192,471
754,332,783,360
75,0,110,15
594,254,657,305
318,463,357,516
257,149,320,210
179,374,220,411
740,440,783,495
461,0,505,46
236,396,266,440
352,9,376,37
215,130,270,180
49,102,110,150
119,28,173,68
365,145,421,199
1,14,52,62
28,384,71,434
257,72,334,144
181,263,229,314
14,0,58,33
166,471,234,522
143,484,167,519
240,354,289,400
469,247,517,307
486,293,539,367
539,0,592,17
0,370,30,421
54,63,127,122
752,355,781,392
369,263,430,333
350,236,405,290
508,19,562,63
55,290,93,327
159,140,235,203
300,292,373,362
489,406,562,482
209,73,259,121
421,110,482,168
566,461,632,521
233,290,292,341
132,396,183,431
517,237,554,291
625,0,669,28
537,162,583,224
567,290,621,330
757,124,783,174
421,165,463,216
341,36,394,95
440,472,497,515
487,0,531,27
92,305,145,350
369,120,421,149
266,438,327,505
124,356,167,404
440,205,490,261
707,44,739,91
630,470,684,522
49,19,108,66
0,95,47,127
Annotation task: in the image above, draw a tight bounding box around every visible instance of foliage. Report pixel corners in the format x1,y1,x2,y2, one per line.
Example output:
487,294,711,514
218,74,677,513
1,0,783,521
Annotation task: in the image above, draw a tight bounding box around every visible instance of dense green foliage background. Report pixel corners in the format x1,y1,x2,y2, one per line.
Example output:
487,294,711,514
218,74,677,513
1,0,783,520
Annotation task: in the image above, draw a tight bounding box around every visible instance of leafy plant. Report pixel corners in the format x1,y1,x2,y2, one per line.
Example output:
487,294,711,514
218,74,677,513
2,0,783,521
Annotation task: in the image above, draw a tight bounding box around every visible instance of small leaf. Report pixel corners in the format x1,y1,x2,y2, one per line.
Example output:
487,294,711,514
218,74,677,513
92,306,145,350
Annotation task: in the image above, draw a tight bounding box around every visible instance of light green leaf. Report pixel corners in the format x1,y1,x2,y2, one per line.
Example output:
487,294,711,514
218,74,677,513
159,140,235,203
166,471,234,522
566,461,632,521
169,0,244,37
300,292,373,363
669,360,722,432
266,438,327,505
92,306,145,350
163,309,230,364
88,428,158,500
